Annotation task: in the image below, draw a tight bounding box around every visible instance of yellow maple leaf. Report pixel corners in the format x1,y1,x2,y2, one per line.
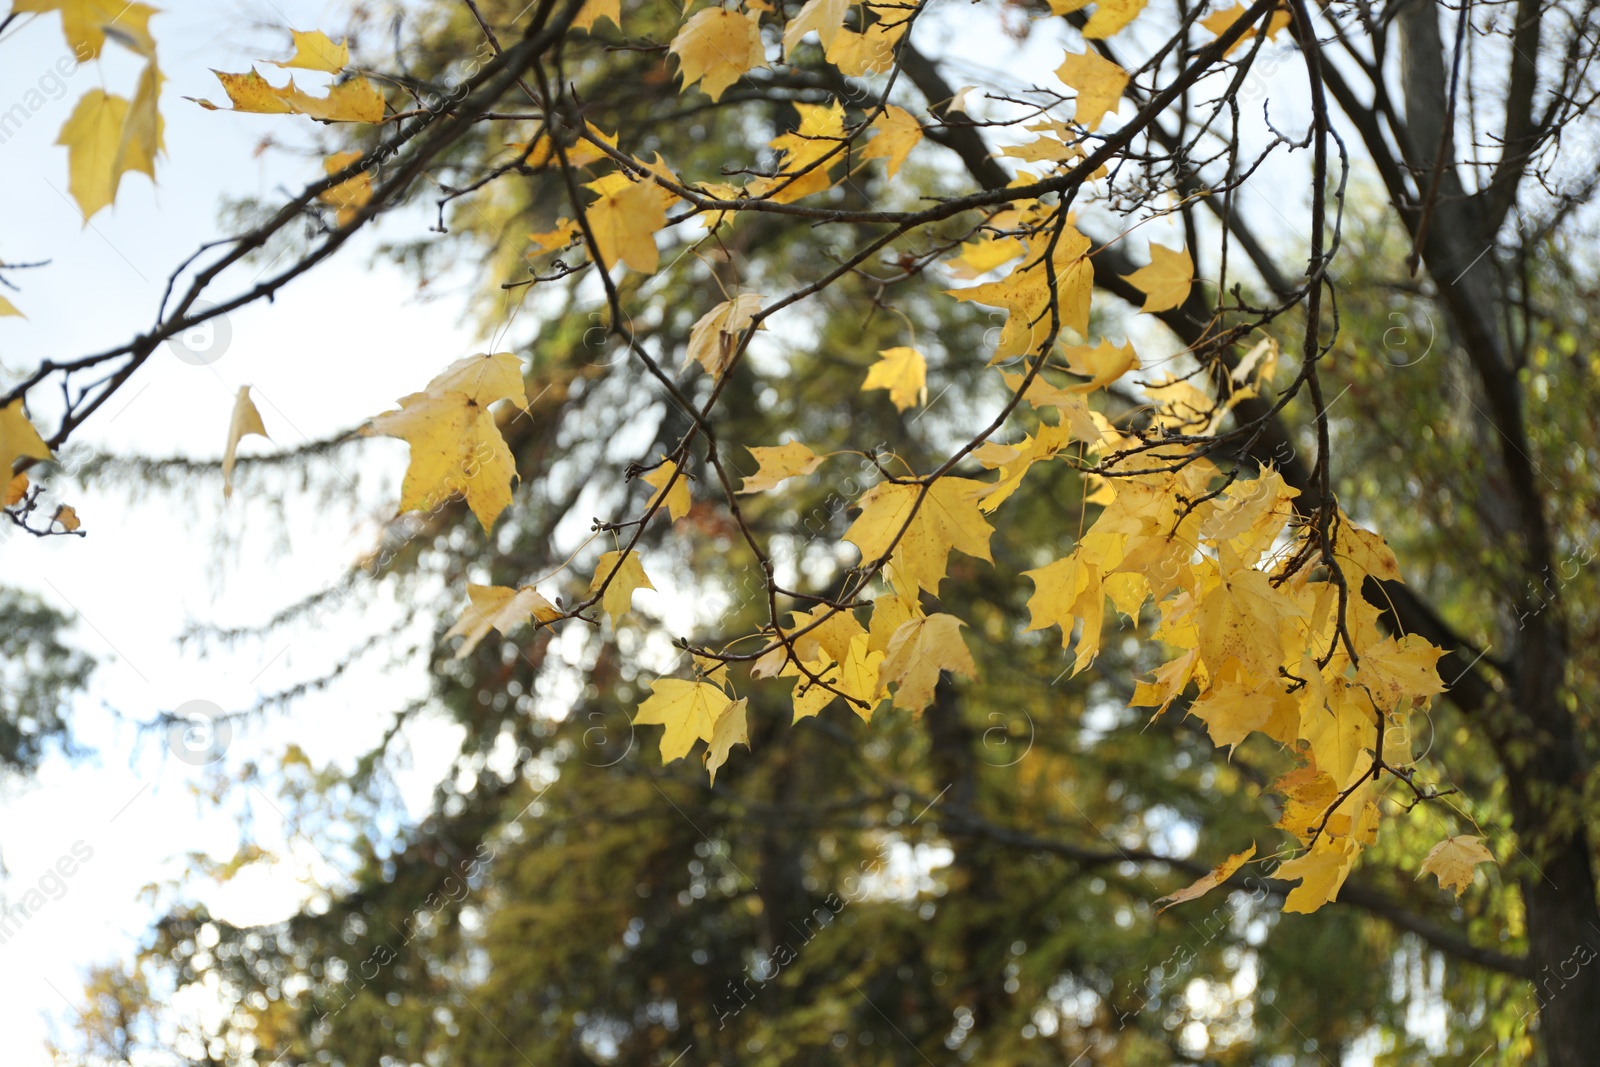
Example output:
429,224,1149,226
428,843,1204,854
643,457,691,521
1201,2,1293,54
1068,0,1150,38
1055,49,1129,132
670,8,766,102
880,613,977,713
583,174,668,273
0,296,22,319
1122,242,1194,313
635,679,736,763
945,235,1024,279
786,631,884,722
222,386,269,500
1189,674,1296,751
365,355,524,531
1355,634,1447,709
1419,834,1495,897
517,124,618,170
574,0,621,31
844,478,994,595
1195,559,1301,679
1130,648,1198,717
1154,843,1255,912
56,89,129,220
687,293,764,377
1278,838,1360,913
1,398,53,473
705,698,749,783
861,347,928,411
860,105,923,177
528,218,581,253
15,0,157,59
867,592,919,655
824,15,906,76
1062,338,1141,392
445,583,561,658
319,150,372,227
268,30,349,73
1022,548,1106,674
5,474,27,506
586,550,655,628
52,503,81,531
740,441,824,493
782,0,849,55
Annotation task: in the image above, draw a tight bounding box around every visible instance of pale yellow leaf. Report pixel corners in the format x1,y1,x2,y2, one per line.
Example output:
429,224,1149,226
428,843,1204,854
862,346,927,411
56,89,129,220
635,678,735,763
880,613,977,713
740,441,823,493
583,174,667,273
1155,844,1255,911
1,398,53,473
670,8,766,102
1418,834,1495,897
1122,242,1194,313
222,385,269,500
705,698,749,783
860,105,922,177
268,30,349,73
687,293,764,377
586,549,655,628
1055,49,1128,132
446,583,561,658
844,478,994,595
644,457,691,521
14,0,157,58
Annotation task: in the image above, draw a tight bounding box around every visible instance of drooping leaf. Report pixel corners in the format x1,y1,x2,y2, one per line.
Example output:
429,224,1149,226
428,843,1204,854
1121,242,1194,312
879,613,977,713
860,105,923,177
318,151,372,227
583,173,668,273
222,386,269,500
56,89,130,220
1418,835,1495,897
643,457,691,522
686,293,764,378
635,679,736,763
1154,844,1255,912
1,399,53,473
861,347,927,411
587,550,655,628
704,698,749,783
669,8,766,102
1055,49,1128,132
445,584,561,659
15,0,157,58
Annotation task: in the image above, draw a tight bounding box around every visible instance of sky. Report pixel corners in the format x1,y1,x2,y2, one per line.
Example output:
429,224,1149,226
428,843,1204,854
0,2,494,1060
0,1,1334,1063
